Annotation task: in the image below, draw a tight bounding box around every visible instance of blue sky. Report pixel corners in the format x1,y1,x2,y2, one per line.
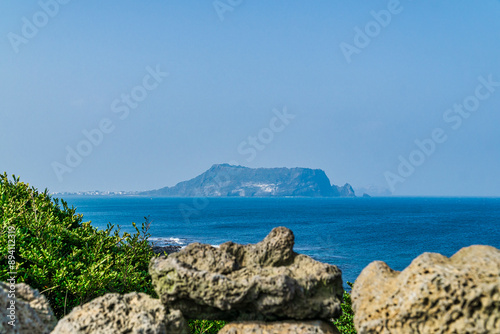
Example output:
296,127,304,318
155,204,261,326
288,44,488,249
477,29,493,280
1,0,499,196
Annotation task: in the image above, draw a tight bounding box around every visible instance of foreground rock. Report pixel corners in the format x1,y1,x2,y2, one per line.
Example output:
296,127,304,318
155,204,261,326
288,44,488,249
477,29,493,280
352,245,500,334
52,292,189,334
150,227,343,321
0,282,57,334
151,244,182,255
219,320,341,334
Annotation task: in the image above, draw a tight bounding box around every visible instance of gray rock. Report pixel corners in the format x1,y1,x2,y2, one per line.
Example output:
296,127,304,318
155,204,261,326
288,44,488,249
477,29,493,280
219,320,341,334
332,183,355,197
52,292,189,334
352,245,500,334
151,245,182,255
0,281,57,334
150,227,343,321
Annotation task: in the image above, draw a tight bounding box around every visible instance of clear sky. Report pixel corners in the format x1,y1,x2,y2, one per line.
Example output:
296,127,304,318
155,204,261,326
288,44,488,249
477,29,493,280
1,0,499,196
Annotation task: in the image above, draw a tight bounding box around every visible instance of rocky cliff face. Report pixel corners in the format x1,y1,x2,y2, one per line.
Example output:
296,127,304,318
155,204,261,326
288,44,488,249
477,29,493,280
141,164,355,197
333,183,356,197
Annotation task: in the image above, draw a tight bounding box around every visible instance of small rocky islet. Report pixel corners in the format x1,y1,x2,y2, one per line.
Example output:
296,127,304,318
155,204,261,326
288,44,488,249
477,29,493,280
2,227,499,334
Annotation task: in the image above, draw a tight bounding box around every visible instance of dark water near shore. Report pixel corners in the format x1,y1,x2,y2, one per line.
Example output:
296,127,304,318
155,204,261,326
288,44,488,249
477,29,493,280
63,197,500,285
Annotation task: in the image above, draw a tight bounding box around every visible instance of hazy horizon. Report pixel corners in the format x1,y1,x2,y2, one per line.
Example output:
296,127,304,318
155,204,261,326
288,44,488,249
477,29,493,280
2,1,500,196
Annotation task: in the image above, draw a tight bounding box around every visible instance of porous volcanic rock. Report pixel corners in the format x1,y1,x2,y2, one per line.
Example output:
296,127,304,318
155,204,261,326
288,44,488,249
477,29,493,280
52,292,189,334
219,320,341,334
352,245,500,334
0,282,57,334
149,227,343,321
151,245,182,255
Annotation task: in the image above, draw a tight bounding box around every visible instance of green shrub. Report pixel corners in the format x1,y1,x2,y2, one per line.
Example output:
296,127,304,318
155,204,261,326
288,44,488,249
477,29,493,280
188,319,227,334
333,281,356,334
0,173,156,318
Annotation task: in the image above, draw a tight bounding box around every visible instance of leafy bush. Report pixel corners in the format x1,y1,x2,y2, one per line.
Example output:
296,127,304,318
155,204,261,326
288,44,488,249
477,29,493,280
0,173,156,318
333,281,356,334
188,319,227,334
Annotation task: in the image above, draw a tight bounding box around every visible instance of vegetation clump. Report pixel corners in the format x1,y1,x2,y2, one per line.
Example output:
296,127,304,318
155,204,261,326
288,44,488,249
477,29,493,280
333,281,356,334
0,173,155,318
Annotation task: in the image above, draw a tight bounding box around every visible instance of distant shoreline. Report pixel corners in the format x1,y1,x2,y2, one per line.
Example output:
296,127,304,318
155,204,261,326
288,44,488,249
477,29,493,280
52,194,500,199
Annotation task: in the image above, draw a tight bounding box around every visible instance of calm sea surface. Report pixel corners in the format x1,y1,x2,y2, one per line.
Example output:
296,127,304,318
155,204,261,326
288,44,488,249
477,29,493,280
64,197,500,285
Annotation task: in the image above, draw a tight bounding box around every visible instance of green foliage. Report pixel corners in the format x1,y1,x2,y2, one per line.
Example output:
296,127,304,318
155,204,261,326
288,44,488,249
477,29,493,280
188,319,227,334
0,173,156,318
333,281,356,334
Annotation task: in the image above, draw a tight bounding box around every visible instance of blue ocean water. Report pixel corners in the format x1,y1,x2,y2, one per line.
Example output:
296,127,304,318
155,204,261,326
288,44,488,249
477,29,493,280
64,197,500,285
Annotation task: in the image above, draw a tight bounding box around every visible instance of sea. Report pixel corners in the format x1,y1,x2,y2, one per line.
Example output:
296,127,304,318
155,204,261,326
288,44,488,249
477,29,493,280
64,196,500,286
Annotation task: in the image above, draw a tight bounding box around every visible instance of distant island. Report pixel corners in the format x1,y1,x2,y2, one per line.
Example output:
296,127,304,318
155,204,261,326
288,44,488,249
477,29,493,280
52,164,357,197
139,164,355,197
